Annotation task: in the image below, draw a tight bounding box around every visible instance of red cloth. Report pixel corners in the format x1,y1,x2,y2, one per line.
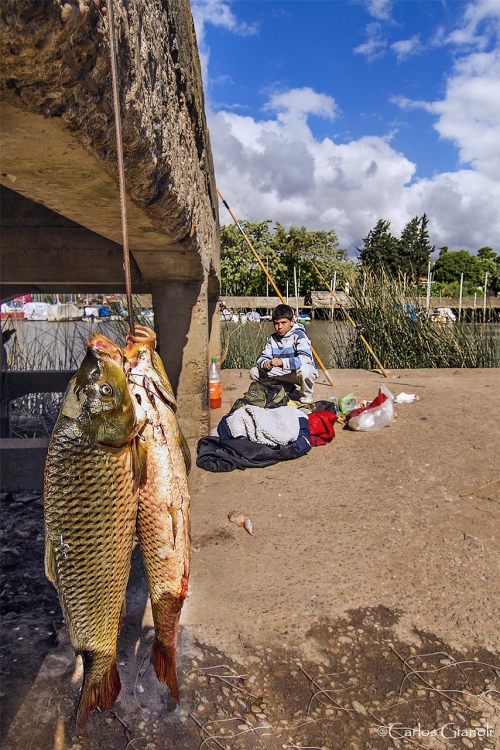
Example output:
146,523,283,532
308,410,336,446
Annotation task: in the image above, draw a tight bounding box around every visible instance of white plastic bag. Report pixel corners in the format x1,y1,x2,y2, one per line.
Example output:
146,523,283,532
347,385,394,431
395,392,420,404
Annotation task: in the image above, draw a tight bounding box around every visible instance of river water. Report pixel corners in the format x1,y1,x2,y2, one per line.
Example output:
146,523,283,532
3,316,499,372
4,317,133,371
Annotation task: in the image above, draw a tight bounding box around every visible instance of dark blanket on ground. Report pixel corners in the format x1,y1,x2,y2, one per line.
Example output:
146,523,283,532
196,415,311,472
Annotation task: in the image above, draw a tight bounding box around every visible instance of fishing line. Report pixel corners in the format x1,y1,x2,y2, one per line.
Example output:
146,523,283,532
308,258,389,378
108,0,135,336
216,187,335,387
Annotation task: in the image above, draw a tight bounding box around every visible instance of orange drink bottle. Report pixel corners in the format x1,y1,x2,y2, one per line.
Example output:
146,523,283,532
209,357,222,409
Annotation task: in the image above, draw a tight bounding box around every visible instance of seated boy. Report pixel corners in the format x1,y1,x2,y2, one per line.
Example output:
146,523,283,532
249,304,318,404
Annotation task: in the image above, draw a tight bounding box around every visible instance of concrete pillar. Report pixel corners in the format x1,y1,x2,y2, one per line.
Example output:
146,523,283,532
152,279,211,442
207,264,221,363
1,338,12,438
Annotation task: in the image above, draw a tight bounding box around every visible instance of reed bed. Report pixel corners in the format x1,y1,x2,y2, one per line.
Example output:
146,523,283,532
220,320,269,369
327,274,499,369
219,277,499,370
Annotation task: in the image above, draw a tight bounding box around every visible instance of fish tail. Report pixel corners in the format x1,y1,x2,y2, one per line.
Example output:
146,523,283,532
76,653,121,732
149,576,189,702
150,636,179,703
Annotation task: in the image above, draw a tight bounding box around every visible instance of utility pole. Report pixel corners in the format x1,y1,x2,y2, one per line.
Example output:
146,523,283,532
426,261,432,312
483,272,489,320
459,272,463,321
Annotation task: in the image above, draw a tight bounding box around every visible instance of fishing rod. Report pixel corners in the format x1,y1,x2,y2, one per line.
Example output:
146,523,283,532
216,188,335,387
308,259,389,378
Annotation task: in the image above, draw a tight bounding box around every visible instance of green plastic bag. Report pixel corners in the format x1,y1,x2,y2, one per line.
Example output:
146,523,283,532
338,393,359,415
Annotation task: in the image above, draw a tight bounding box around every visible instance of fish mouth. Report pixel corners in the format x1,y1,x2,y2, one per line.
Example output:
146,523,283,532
88,333,124,364
124,325,157,363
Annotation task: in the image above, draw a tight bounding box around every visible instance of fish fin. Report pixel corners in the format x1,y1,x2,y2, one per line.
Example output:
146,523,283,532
61,376,82,419
76,655,121,733
151,352,178,410
44,533,58,587
132,435,148,488
178,428,192,475
171,509,178,547
150,637,180,704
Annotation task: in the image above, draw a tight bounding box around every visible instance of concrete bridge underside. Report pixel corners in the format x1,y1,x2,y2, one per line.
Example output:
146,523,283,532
0,0,221,460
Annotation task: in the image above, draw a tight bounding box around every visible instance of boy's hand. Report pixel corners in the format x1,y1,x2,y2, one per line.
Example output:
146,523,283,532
262,358,282,371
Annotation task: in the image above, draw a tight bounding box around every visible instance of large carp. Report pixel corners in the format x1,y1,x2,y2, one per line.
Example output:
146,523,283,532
44,333,143,730
124,325,191,703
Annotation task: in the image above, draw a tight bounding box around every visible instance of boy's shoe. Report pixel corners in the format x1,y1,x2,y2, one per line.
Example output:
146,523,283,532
299,395,314,404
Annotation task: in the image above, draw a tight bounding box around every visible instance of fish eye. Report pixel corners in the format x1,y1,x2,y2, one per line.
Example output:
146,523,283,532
99,383,113,397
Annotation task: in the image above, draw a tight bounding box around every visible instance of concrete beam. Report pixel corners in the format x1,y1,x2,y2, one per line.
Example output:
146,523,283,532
0,0,219,282
0,438,49,492
0,111,207,280
152,279,210,441
1,371,75,401
1,226,143,285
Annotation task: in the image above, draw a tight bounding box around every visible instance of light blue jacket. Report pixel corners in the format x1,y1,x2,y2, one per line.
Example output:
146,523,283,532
257,323,317,375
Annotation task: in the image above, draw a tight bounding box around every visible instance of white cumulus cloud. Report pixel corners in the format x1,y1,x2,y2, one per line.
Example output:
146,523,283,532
354,22,388,61
446,0,500,48
393,170,500,251
391,34,422,62
198,0,500,254
432,52,500,179
209,95,416,250
394,50,500,179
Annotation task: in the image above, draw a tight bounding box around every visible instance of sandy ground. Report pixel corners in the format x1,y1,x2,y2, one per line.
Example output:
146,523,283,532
2,367,500,750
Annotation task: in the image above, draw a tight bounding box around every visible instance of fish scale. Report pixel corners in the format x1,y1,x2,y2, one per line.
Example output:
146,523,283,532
124,325,191,704
136,397,190,701
44,342,140,731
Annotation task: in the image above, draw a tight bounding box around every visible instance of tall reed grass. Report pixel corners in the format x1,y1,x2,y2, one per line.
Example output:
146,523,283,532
219,277,499,370
327,274,499,369
220,320,269,369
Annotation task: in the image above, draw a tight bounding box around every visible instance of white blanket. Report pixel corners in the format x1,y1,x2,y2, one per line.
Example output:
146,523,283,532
226,405,301,446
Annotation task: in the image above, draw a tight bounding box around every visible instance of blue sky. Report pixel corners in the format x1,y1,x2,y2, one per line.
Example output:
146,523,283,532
191,0,500,255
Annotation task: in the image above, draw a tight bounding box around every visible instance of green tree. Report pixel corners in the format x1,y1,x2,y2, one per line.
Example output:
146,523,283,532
271,224,351,292
358,219,400,276
399,214,434,282
477,247,500,293
220,221,356,297
433,248,482,295
220,221,285,296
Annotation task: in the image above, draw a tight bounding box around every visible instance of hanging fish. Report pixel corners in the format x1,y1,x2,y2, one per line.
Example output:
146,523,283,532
124,325,191,704
44,334,144,731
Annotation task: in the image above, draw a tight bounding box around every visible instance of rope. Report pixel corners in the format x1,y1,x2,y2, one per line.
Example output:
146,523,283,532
107,0,135,335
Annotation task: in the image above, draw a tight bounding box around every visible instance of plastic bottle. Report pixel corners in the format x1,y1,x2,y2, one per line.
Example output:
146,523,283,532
209,357,222,409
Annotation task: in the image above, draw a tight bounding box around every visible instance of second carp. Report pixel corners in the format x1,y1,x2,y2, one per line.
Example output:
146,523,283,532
124,325,191,703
